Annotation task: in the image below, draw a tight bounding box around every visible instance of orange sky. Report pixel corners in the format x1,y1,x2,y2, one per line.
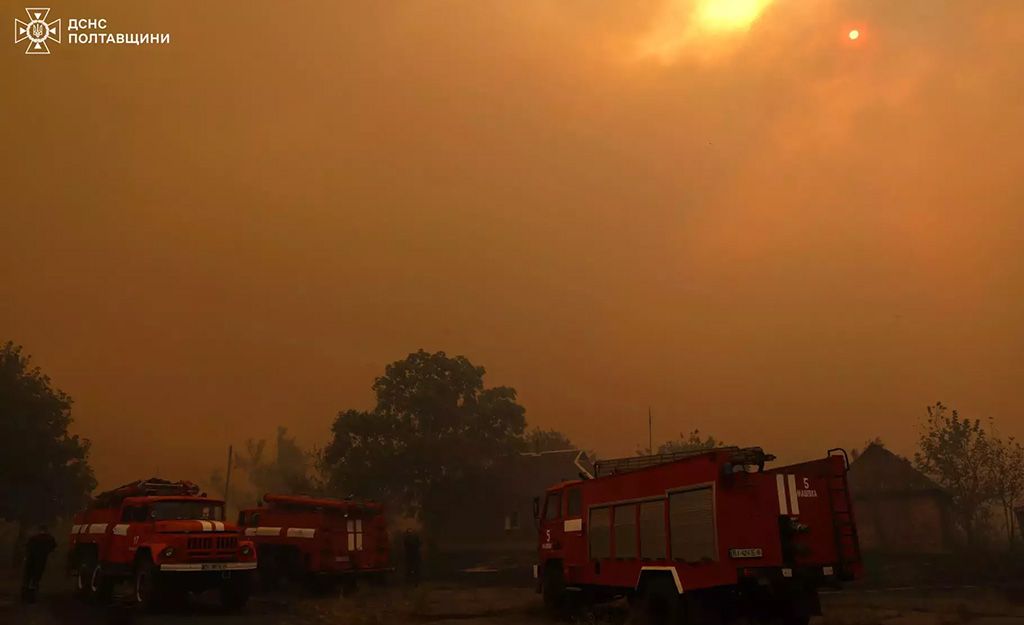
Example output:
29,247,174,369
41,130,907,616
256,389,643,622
3,0,1023,488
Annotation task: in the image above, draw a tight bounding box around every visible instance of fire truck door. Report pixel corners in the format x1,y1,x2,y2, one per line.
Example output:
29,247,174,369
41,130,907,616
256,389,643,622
110,506,145,565
560,486,586,566
360,516,379,559
539,490,564,557
325,517,350,567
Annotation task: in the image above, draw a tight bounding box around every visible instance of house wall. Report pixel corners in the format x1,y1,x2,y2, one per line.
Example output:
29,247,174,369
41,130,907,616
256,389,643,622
853,493,951,554
431,487,539,552
428,453,581,557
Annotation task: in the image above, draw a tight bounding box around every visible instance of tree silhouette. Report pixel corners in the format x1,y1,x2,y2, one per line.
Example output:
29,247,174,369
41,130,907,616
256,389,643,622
914,402,996,546
0,341,96,562
322,350,526,534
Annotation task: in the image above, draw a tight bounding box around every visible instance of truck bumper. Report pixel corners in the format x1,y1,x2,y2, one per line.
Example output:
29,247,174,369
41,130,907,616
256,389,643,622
159,562,258,572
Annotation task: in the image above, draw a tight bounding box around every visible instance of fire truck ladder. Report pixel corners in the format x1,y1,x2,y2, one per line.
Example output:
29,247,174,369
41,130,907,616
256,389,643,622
594,446,774,477
825,449,860,580
94,478,201,506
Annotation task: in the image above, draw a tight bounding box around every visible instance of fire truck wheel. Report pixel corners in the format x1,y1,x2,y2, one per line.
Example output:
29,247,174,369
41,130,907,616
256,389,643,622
75,561,95,601
220,573,252,610
90,564,114,604
636,577,684,625
134,557,161,611
541,563,567,614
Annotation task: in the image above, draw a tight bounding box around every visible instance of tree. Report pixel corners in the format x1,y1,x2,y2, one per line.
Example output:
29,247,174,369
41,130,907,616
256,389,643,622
523,427,574,453
223,426,313,505
0,341,96,562
655,429,723,455
914,402,996,546
322,350,526,535
207,466,256,513
988,432,1024,546
245,427,312,495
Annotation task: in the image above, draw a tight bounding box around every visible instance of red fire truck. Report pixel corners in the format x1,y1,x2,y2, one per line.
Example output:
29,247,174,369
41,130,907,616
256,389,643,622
535,447,860,625
238,494,391,592
68,478,257,610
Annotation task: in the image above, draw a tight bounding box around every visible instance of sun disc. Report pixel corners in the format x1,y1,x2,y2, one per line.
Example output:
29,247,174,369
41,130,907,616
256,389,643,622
695,0,772,32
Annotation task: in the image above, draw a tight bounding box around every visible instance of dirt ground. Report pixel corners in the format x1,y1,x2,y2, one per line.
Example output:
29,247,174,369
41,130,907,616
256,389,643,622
2,574,1023,625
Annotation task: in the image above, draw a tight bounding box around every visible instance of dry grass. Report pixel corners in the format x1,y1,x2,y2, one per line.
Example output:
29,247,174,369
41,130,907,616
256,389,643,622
4,576,1024,625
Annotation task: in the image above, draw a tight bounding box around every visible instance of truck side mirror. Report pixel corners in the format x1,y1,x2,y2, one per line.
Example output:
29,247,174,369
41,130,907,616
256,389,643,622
532,497,540,521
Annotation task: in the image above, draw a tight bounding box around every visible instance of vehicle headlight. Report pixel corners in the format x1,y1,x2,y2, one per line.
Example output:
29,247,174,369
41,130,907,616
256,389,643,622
241,545,252,556
162,547,175,558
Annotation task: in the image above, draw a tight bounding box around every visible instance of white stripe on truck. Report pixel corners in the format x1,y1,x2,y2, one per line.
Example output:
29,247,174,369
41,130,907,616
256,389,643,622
787,474,800,515
286,528,316,539
776,474,788,515
249,526,282,536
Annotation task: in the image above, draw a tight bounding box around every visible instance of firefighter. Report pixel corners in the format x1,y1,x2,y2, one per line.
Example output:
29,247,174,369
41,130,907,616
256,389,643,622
403,529,421,585
21,525,57,603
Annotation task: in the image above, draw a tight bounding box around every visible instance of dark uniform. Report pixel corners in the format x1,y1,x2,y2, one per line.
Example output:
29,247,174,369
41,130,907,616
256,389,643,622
21,526,57,602
403,529,421,585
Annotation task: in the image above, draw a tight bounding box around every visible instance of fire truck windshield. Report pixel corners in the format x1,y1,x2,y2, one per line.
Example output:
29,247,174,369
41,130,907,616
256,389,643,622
150,501,225,521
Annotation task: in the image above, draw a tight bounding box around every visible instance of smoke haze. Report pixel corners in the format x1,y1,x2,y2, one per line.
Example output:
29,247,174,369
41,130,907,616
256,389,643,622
2,0,1022,487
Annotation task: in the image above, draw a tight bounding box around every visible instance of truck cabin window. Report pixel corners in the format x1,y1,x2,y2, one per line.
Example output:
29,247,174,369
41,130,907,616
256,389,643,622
544,492,562,520
122,506,148,522
566,487,582,517
150,501,225,521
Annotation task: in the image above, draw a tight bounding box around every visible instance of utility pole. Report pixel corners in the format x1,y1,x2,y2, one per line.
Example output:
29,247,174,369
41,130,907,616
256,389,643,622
224,445,233,509
648,407,653,455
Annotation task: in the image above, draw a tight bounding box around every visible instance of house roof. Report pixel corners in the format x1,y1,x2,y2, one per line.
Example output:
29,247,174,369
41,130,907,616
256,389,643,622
496,449,590,497
847,443,947,497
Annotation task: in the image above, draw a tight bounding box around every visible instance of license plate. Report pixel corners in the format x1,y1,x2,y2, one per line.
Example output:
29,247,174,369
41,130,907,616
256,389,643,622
201,563,228,571
728,548,764,559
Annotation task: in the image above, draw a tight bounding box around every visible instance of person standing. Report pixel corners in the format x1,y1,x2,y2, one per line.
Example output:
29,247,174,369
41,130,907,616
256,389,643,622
21,525,57,603
403,528,422,585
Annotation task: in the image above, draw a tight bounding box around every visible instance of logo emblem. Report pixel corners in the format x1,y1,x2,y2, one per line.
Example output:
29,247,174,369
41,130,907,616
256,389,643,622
14,7,60,55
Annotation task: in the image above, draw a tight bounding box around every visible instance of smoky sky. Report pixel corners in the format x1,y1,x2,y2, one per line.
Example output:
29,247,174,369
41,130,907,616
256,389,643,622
2,0,1022,488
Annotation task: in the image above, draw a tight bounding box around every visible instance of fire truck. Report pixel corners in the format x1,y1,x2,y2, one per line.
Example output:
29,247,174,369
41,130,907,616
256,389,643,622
68,478,257,610
535,447,860,625
238,494,391,592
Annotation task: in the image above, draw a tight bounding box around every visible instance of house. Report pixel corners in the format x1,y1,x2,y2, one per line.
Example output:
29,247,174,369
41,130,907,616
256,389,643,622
430,449,590,571
847,443,956,554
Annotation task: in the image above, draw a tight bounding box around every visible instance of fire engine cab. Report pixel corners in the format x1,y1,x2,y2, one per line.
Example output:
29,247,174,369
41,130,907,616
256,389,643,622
238,494,391,592
535,447,860,625
68,478,257,610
